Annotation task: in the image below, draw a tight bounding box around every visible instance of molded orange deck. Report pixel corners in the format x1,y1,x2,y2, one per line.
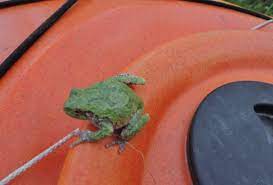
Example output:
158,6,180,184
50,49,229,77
58,31,273,185
0,1,273,185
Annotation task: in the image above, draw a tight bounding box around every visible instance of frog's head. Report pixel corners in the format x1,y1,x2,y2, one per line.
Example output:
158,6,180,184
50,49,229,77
64,88,90,120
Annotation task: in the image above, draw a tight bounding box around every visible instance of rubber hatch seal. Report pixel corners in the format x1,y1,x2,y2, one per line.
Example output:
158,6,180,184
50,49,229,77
0,0,78,78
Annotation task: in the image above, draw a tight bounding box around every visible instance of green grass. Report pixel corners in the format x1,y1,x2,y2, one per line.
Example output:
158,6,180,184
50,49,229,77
225,0,273,16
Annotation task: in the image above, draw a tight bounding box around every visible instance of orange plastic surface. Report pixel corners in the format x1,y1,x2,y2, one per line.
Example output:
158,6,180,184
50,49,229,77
0,0,61,63
58,31,273,185
0,1,273,185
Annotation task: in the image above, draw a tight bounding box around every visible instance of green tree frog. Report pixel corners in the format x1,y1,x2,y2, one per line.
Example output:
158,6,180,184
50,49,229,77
64,74,150,153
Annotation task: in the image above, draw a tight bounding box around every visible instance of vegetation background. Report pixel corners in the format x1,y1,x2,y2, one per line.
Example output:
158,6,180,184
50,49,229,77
225,0,273,16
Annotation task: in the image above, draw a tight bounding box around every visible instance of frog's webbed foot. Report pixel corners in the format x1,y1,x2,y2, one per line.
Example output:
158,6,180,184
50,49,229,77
71,121,114,148
70,130,96,148
105,139,127,154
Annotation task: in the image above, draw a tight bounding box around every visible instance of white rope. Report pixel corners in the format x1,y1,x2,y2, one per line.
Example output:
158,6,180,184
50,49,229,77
251,19,273,30
0,128,80,185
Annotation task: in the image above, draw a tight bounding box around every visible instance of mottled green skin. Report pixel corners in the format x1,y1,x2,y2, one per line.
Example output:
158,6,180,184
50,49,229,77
63,74,149,151
64,78,143,129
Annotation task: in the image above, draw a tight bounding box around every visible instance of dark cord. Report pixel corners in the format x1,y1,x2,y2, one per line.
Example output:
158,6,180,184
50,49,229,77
0,0,44,9
0,0,78,78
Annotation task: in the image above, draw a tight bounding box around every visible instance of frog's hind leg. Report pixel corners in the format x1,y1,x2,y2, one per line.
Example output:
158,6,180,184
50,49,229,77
70,121,113,147
112,73,146,85
105,109,150,153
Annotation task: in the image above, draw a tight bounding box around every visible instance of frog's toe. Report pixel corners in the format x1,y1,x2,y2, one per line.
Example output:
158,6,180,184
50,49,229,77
70,139,84,148
105,140,126,154
105,140,120,148
118,142,126,154
70,130,96,148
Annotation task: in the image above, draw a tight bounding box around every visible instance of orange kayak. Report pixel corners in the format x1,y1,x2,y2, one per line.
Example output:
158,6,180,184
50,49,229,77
0,1,272,185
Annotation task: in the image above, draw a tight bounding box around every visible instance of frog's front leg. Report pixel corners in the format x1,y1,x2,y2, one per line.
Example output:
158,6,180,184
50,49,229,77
113,73,146,85
105,109,149,153
71,121,114,147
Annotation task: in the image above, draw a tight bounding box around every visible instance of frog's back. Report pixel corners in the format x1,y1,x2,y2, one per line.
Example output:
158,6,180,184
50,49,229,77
84,79,143,127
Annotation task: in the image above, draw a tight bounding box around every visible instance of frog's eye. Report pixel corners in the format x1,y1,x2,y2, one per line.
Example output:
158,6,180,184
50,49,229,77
75,109,81,114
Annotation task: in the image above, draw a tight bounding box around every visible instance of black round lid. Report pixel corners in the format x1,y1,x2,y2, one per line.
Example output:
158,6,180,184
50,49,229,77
188,81,273,185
